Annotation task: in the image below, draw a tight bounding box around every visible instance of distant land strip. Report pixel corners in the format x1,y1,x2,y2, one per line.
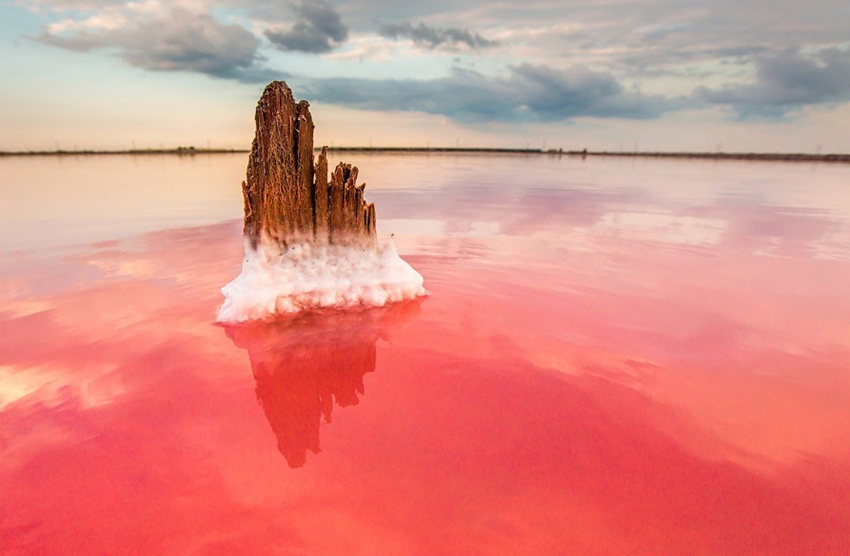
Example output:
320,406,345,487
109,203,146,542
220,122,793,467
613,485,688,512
1,147,848,163
0,147,249,157
324,147,850,163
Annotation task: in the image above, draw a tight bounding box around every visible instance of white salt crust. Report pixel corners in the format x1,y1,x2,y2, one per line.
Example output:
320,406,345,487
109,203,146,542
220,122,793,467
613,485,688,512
217,238,426,322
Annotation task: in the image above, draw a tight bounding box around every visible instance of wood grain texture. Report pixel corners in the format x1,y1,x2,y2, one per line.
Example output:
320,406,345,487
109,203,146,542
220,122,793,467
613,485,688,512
243,81,377,249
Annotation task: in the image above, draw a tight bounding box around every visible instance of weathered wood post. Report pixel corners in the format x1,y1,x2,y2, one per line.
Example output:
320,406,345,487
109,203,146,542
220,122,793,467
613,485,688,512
242,81,377,250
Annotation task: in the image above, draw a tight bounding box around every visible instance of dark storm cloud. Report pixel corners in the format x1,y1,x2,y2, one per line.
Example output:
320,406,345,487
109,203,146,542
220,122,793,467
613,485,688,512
696,48,850,116
378,21,497,50
38,7,263,80
263,0,348,53
305,63,679,122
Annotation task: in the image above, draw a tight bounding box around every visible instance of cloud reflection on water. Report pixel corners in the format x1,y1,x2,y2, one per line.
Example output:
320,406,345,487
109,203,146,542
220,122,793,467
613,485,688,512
2,155,850,554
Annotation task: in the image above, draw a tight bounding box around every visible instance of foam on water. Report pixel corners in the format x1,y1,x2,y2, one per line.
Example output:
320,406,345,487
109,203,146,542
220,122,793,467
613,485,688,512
217,237,426,322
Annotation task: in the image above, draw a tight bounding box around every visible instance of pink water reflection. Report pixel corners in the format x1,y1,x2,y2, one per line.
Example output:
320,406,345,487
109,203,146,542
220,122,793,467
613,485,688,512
2,155,850,554
224,301,423,468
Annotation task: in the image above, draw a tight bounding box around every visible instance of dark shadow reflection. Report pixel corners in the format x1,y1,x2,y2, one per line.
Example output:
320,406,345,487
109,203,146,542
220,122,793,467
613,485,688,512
223,300,422,467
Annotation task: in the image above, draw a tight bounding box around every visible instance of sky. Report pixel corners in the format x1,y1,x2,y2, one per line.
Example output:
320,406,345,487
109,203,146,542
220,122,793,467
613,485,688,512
1,0,849,153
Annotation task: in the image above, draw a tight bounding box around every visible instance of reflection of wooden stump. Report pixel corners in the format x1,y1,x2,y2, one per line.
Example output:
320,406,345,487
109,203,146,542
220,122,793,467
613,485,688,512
224,300,422,468
242,81,376,250
251,337,376,468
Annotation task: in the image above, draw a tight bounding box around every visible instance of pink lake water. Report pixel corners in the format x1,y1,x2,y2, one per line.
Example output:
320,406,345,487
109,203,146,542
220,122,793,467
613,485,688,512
2,153,850,555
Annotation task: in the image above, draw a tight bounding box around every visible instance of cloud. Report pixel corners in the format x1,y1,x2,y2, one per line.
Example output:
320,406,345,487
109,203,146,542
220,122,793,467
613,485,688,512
26,0,850,120
696,48,850,116
38,5,264,80
305,63,680,123
378,21,497,50
22,0,124,9
264,0,348,53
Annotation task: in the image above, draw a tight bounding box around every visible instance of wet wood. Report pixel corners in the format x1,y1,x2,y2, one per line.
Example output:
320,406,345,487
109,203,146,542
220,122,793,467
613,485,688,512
242,81,377,249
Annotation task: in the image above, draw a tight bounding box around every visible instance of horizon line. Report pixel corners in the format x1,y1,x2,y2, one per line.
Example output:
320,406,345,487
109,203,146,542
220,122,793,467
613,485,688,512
1,147,848,163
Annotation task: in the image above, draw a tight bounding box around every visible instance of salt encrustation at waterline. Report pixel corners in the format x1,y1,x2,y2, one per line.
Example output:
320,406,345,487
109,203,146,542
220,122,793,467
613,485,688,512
218,81,425,322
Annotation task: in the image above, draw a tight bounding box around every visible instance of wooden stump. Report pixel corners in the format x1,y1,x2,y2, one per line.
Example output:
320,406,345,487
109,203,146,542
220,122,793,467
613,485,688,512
242,81,377,250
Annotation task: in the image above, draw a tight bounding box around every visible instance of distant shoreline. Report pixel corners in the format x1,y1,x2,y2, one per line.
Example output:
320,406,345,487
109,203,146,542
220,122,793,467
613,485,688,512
0,148,248,157
1,147,847,163
326,147,850,163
